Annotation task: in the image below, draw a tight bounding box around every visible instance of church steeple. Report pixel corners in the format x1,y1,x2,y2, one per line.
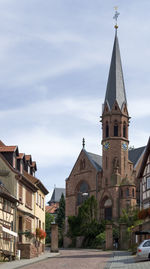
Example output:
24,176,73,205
104,31,127,111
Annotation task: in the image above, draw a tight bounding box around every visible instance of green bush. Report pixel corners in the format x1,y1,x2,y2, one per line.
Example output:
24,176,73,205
93,232,106,248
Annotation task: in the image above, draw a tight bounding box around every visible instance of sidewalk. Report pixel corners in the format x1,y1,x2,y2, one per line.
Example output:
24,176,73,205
105,251,150,269
0,250,60,269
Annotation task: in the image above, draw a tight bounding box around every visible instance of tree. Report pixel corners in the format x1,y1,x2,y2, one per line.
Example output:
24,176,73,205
55,193,65,246
56,193,65,229
68,196,105,247
45,212,54,244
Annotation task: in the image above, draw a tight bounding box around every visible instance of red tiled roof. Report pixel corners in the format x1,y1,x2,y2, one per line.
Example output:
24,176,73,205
45,204,59,214
0,146,17,152
23,170,37,184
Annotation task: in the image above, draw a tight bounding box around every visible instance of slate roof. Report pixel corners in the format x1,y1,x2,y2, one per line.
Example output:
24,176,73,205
85,151,102,171
104,33,127,110
49,188,65,204
128,146,146,167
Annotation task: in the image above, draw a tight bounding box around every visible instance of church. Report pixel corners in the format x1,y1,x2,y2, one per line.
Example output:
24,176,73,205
65,24,146,236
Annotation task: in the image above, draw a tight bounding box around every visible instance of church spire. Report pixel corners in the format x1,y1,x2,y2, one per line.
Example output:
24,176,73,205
104,15,127,111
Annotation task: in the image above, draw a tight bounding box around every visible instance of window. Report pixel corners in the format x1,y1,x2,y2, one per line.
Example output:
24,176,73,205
3,200,11,212
114,121,118,136
146,177,150,190
39,194,41,208
123,123,126,138
25,218,31,231
36,192,38,205
80,159,86,170
39,220,41,228
121,189,123,198
42,197,44,210
106,157,108,169
26,189,32,209
106,122,109,138
126,188,129,197
132,188,135,198
143,241,150,247
77,181,89,206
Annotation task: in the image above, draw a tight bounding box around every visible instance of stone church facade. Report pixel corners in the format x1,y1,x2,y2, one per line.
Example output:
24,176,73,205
65,29,146,238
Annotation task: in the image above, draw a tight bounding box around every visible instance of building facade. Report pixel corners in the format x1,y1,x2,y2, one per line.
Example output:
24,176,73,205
0,140,48,258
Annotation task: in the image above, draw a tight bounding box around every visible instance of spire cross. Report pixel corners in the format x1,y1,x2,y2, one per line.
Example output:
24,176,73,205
82,138,85,149
113,6,120,29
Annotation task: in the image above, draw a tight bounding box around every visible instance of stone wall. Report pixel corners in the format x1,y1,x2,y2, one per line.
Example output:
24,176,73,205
18,242,44,259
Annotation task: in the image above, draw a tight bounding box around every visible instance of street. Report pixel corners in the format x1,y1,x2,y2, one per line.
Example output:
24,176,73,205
22,249,112,269
21,250,150,269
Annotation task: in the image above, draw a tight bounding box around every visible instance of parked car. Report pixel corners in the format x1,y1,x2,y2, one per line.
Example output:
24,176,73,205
136,240,150,260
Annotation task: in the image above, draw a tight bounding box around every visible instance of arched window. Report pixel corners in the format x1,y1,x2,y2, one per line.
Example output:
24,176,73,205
114,120,118,136
121,189,123,198
104,198,112,220
106,122,109,138
77,181,89,206
123,122,126,138
106,156,108,169
132,188,135,198
126,188,129,197
80,159,86,170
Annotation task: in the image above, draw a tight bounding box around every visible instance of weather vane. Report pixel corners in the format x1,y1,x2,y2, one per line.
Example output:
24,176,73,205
113,6,120,29
82,138,85,149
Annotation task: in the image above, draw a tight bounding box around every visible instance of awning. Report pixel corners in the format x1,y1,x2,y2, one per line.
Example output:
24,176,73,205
2,226,18,237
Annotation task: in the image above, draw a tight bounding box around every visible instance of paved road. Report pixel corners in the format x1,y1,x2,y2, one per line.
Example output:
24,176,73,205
22,249,112,269
108,251,150,269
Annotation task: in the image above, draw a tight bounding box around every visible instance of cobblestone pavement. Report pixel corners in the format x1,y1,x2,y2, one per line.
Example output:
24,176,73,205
106,251,150,269
22,249,112,269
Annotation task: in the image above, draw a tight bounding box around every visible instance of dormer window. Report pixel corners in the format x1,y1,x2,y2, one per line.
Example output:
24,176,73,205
114,120,118,136
28,165,30,174
20,161,23,174
115,105,117,110
13,154,16,169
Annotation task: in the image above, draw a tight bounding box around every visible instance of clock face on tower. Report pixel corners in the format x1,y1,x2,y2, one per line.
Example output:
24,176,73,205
103,141,110,150
122,142,128,151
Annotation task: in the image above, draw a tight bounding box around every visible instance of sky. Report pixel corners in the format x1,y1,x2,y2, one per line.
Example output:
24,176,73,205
0,0,150,203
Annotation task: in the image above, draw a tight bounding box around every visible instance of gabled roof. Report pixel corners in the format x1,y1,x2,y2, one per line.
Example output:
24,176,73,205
17,153,25,160
104,32,127,111
137,137,150,178
85,150,102,171
128,146,146,168
49,188,65,204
